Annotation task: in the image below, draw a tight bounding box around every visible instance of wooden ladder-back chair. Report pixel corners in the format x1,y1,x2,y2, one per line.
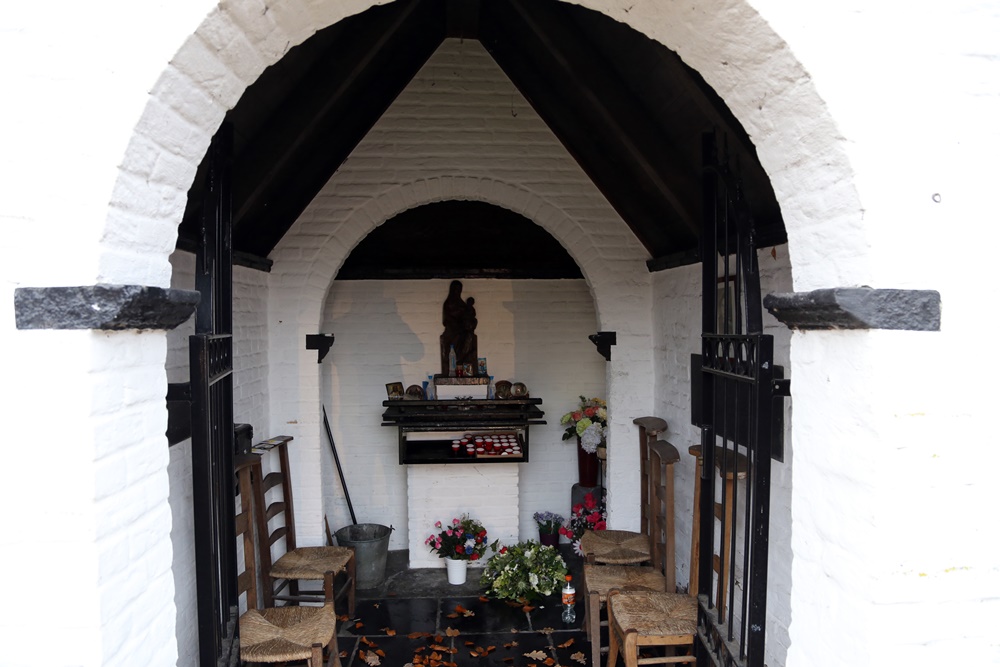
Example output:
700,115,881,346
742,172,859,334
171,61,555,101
579,417,668,565
251,436,356,614
235,454,341,667
687,444,748,622
648,439,680,593
582,434,679,666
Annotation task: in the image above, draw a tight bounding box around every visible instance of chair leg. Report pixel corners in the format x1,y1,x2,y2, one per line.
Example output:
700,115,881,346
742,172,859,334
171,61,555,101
326,631,342,667
689,456,702,597
665,460,676,593
606,591,621,667
587,591,602,667
718,478,735,622
310,642,323,667
622,629,640,667
346,549,357,616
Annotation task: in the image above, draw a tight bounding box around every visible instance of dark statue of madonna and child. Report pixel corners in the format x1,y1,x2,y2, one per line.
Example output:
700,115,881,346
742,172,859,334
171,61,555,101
440,280,478,375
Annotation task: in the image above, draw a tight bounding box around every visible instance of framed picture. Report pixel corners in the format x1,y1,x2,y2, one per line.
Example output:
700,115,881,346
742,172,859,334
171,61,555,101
477,357,488,377
386,382,404,400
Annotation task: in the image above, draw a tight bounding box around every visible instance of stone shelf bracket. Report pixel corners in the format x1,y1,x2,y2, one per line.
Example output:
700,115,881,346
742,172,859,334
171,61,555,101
763,287,941,331
14,284,199,331
306,333,336,363
589,331,617,361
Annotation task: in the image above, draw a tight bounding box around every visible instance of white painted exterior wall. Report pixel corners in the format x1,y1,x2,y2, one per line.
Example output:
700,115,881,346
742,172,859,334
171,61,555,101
1,1,997,666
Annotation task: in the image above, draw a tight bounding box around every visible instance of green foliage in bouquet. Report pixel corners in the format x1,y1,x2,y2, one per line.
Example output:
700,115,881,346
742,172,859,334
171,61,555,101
480,540,568,602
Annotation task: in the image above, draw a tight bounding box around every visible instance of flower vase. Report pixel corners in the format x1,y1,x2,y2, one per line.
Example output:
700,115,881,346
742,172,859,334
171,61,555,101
445,557,468,585
538,531,559,547
577,437,599,487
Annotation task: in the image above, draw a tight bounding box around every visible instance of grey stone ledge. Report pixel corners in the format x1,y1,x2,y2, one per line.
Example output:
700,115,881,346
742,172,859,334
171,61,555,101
763,287,941,331
14,284,200,331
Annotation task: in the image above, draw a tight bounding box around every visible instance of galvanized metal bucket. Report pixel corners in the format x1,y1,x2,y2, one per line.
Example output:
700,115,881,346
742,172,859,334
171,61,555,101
334,523,393,589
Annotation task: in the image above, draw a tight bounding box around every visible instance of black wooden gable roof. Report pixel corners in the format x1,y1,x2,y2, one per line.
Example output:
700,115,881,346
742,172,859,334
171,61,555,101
178,0,784,276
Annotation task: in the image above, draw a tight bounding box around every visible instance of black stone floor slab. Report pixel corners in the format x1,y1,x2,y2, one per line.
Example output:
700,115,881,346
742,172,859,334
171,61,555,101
335,546,605,666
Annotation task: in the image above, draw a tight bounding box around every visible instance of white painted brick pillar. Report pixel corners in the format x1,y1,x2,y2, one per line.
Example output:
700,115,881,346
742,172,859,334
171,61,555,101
407,464,519,569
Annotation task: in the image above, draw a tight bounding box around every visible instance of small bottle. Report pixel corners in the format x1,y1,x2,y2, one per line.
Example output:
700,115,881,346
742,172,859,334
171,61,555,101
448,345,457,377
561,575,576,623
425,375,436,400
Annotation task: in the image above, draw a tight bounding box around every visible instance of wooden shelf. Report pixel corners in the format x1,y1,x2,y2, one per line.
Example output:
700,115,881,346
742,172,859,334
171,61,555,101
381,398,545,464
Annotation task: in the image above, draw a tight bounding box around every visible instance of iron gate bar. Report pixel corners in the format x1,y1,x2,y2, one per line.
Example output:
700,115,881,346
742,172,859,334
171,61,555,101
694,132,784,667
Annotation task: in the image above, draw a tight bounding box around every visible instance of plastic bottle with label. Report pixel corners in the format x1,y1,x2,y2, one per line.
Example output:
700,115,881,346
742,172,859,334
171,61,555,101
561,575,576,623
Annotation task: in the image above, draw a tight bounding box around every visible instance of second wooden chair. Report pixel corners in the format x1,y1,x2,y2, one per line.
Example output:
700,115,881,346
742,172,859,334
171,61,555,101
251,436,356,614
235,455,341,667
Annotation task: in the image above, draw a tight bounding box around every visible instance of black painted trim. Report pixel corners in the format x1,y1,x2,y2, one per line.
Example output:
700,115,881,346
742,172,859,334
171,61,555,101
763,287,941,331
306,333,336,364
588,331,617,361
14,285,200,331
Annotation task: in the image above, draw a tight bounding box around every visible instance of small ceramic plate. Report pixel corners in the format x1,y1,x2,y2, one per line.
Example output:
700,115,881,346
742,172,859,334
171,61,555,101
494,380,512,399
511,382,528,397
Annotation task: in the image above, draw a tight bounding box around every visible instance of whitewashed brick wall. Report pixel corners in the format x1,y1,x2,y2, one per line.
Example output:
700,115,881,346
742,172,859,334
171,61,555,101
407,464,519,569
3,1,998,666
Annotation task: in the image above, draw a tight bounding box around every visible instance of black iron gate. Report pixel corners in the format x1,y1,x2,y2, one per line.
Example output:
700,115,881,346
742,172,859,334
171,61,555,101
693,132,786,667
189,123,239,667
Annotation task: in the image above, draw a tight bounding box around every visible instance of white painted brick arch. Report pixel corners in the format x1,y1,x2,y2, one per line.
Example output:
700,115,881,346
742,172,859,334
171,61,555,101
71,2,929,667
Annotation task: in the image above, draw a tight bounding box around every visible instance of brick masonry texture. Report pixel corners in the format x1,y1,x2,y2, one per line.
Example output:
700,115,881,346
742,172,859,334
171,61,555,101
4,2,997,666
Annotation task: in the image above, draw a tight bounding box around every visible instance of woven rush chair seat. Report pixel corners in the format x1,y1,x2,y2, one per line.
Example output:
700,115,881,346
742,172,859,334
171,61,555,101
581,529,651,564
607,590,697,667
609,591,697,636
240,604,337,663
584,563,665,601
271,546,354,581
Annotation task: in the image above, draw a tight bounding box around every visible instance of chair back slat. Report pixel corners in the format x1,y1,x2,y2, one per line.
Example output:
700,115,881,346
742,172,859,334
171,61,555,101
235,454,263,612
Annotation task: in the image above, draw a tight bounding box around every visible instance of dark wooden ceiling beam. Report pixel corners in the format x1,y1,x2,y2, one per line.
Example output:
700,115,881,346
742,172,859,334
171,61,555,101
479,2,698,254
232,0,447,256
498,0,701,238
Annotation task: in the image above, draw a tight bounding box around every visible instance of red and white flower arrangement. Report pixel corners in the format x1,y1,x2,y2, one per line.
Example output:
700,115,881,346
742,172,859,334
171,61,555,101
425,515,489,561
560,396,608,453
558,491,607,555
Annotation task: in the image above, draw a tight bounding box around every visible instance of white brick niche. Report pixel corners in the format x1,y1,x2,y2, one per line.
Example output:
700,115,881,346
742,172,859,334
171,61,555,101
407,463,520,569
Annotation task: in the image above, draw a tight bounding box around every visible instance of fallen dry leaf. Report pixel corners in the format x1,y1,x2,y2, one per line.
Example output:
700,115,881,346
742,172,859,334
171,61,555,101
521,605,535,612
337,614,350,622
376,649,386,657
360,637,376,646
570,651,587,664
557,638,575,649
543,658,555,666
355,621,364,629
479,596,490,602
373,602,380,608
408,632,431,639
539,627,555,635
445,627,460,637
503,640,519,649
381,627,396,636
364,653,382,666
524,650,548,660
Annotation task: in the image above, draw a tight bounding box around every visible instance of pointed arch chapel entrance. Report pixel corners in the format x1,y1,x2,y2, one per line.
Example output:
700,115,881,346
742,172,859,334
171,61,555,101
98,1,911,666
